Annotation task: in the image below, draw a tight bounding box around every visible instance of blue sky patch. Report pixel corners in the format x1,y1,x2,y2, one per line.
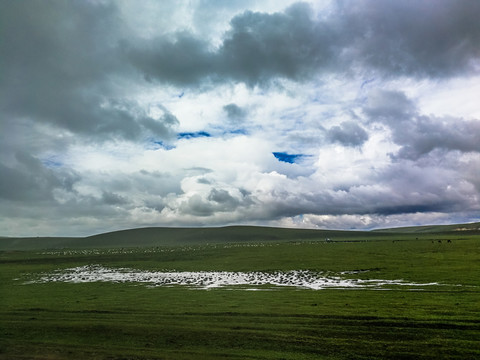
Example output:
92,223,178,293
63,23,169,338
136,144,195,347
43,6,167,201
273,152,306,164
226,129,248,135
41,158,63,168
178,131,211,139
151,141,175,150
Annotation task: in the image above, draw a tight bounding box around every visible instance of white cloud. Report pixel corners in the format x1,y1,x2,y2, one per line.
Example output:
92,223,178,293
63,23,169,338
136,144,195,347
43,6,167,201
1,1,479,236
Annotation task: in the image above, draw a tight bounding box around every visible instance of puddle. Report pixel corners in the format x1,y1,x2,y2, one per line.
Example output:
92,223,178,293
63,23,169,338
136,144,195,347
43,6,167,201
24,265,442,290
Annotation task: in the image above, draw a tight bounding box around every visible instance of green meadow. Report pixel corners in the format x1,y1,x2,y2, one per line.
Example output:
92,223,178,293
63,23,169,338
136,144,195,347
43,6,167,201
1,225,479,359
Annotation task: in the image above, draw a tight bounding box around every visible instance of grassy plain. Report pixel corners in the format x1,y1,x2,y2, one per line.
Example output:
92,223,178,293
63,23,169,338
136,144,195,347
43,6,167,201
1,226,479,359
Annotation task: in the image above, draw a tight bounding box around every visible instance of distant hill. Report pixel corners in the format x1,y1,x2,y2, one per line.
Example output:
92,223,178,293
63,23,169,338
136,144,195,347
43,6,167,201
0,226,378,251
374,222,480,234
1,222,478,251
0,236,82,251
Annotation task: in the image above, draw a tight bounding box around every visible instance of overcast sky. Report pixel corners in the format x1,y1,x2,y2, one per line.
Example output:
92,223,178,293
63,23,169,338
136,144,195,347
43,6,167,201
1,0,480,236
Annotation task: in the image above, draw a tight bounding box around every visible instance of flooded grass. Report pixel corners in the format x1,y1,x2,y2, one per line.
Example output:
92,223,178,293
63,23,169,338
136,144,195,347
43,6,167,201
2,236,480,359
26,264,443,290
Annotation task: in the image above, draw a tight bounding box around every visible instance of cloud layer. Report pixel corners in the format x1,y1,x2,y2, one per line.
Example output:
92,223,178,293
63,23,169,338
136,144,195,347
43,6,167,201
1,0,479,236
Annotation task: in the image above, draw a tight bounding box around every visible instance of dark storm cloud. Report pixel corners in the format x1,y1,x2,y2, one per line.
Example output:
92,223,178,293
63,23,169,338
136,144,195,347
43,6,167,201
369,161,478,215
0,162,51,202
254,168,471,221
126,2,335,87
326,121,369,147
126,0,480,87
129,170,183,197
337,0,480,78
0,152,79,202
365,90,480,159
363,91,416,123
179,195,215,217
3,0,477,142
2,0,478,145
0,1,178,143
197,178,212,185
143,200,166,214
208,189,241,209
217,2,334,85
394,116,480,160
223,104,247,121
101,191,128,206
0,0,180,231
179,188,254,217
126,33,217,86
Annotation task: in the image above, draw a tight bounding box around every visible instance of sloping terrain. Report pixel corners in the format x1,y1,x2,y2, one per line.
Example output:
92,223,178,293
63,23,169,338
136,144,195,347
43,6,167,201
2,230,479,359
0,226,379,251
374,221,480,234
1,222,479,250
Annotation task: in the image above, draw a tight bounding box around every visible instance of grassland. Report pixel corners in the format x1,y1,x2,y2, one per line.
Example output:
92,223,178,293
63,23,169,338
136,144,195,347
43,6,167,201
0,226,389,251
1,225,479,359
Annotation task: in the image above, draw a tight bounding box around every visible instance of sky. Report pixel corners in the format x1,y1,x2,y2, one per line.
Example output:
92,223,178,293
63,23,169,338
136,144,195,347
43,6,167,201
1,0,480,237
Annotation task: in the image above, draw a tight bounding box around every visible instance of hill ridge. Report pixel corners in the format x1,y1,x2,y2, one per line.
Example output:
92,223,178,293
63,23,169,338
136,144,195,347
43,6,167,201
1,222,479,250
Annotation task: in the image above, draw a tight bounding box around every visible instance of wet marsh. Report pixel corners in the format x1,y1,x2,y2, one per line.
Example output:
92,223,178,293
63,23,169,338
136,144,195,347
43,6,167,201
1,233,479,359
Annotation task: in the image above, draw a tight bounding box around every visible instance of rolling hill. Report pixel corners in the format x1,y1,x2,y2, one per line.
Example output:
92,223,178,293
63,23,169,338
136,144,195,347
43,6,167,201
0,222,478,251
373,221,480,234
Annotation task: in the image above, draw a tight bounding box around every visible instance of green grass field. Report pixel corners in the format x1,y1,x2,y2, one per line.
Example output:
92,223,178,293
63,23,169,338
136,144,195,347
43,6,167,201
1,226,479,359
